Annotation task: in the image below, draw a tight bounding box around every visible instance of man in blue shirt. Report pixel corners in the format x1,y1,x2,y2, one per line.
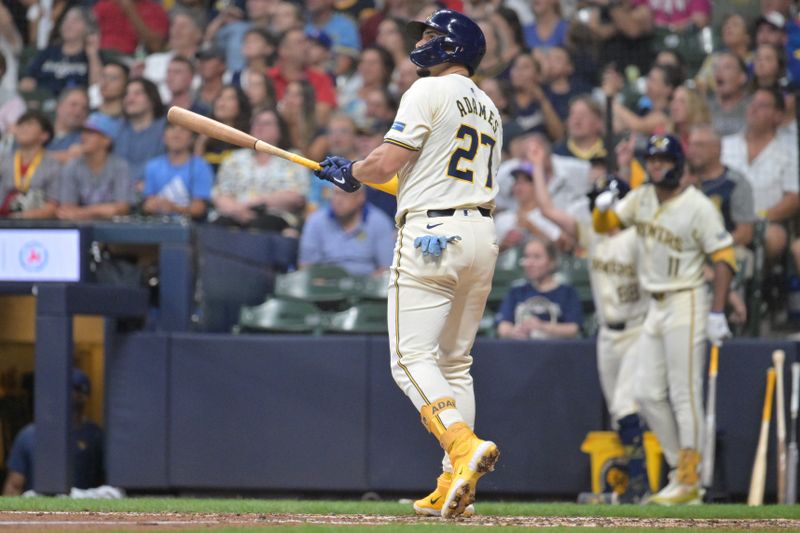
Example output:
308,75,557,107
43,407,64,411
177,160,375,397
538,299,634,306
299,186,395,276
2,369,104,495
142,122,213,220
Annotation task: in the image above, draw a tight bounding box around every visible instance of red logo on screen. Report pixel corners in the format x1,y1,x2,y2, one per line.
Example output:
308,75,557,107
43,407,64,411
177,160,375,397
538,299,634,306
19,241,48,272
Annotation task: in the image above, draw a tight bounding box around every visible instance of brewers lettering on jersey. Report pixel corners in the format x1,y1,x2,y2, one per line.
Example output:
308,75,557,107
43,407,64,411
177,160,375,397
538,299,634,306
312,9,502,519
592,134,735,506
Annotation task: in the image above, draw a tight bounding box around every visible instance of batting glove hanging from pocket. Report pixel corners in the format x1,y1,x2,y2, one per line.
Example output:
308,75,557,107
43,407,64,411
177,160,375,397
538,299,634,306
414,235,461,257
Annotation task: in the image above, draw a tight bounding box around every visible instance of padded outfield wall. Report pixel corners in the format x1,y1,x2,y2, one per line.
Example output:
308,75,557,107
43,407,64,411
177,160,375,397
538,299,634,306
106,333,796,498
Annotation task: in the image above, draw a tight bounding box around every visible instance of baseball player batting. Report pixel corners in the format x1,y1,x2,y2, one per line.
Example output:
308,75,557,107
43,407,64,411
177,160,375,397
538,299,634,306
529,148,650,503
593,135,735,505
314,10,502,519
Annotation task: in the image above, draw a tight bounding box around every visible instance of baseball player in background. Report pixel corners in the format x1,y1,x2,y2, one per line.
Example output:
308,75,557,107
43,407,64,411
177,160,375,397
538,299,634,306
593,135,735,505
314,10,502,519
528,144,650,503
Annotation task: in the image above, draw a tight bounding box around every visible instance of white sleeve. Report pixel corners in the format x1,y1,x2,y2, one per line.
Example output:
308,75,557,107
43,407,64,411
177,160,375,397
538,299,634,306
383,79,437,151
529,209,562,241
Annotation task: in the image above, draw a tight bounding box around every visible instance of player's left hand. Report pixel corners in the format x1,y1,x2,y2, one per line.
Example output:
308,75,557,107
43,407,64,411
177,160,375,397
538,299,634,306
707,312,732,345
414,235,461,257
315,156,361,192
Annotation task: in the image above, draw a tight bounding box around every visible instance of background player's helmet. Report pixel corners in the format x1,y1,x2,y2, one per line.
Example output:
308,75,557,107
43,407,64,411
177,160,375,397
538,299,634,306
406,10,486,76
587,174,631,211
644,134,684,189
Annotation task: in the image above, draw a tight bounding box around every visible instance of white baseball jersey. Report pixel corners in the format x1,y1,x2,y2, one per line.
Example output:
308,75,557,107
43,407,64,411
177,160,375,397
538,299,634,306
579,225,648,325
383,74,503,220
614,184,733,293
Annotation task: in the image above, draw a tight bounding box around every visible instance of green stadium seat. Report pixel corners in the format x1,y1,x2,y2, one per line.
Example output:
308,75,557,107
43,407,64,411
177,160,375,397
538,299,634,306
477,308,497,338
324,302,388,334
236,297,323,334
559,254,593,304
343,271,390,303
496,245,523,272
274,265,350,305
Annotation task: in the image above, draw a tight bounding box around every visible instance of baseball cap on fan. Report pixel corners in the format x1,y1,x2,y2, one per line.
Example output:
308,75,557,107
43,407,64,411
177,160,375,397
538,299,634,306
82,114,118,139
306,28,333,50
510,161,534,181
757,11,787,32
196,44,226,61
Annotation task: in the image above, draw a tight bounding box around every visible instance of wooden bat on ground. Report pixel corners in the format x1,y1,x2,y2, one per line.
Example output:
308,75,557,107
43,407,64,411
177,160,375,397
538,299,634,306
701,343,720,492
774,350,787,504
748,367,776,506
786,362,800,504
165,106,397,195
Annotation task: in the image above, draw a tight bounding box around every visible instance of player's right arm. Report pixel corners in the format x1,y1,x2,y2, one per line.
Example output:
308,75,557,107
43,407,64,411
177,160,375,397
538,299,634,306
352,143,415,185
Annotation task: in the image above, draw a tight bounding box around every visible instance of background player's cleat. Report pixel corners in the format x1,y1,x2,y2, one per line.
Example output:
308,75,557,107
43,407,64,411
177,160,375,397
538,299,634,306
413,472,475,517
440,423,500,519
647,481,702,505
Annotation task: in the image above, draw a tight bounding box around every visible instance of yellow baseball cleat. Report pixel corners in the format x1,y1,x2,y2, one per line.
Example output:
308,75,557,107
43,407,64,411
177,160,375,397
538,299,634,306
440,423,500,519
413,472,475,517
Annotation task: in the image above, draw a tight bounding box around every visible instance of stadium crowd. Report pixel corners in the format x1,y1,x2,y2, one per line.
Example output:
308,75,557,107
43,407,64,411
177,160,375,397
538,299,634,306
1,0,800,337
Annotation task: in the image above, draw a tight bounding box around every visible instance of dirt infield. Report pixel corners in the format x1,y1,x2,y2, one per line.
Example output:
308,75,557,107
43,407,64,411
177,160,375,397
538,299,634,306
1,511,800,530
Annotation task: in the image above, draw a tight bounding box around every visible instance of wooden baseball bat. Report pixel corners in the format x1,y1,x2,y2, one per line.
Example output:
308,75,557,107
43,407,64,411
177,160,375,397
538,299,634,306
701,343,720,491
165,106,398,195
786,362,800,504
748,367,776,506
774,350,787,503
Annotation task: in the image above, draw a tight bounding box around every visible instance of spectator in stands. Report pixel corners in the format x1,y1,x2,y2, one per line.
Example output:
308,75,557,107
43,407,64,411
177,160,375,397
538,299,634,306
114,78,166,185
90,60,129,136
495,162,566,252
708,52,751,136
299,186,395,276
339,45,394,126
695,13,753,94
0,3,22,93
552,96,607,162
670,84,710,151
482,76,512,118
640,0,711,75
2,368,103,496
268,27,337,125
231,28,276,90
581,0,654,75
0,111,60,219
278,79,319,155
506,52,564,144
391,58,419,99
721,87,799,263
166,55,211,117
687,124,756,248
93,0,169,55
57,114,132,220
375,16,408,69
142,122,212,220
306,28,335,76
143,9,204,102
242,70,276,112
19,7,101,97
755,11,788,48
212,108,309,234
195,45,227,111
204,0,274,72
496,237,583,340
270,1,304,36
305,0,361,58
196,84,251,173
543,46,591,122
603,63,680,136
0,54,25,137
751,43,796,128
359,0,420,48
523,0,568,50
47,87,90,162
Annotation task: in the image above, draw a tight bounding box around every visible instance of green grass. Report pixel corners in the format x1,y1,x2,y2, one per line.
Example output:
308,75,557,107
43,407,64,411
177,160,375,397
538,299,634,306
0,497,798,519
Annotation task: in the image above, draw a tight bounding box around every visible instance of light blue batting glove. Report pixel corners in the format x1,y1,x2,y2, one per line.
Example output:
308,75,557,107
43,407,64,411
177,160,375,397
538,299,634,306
414,235,461,257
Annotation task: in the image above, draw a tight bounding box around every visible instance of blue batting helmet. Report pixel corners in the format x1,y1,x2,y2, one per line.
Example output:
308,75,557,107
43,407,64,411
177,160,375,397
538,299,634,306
644,134,684,188
406,10,486,76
